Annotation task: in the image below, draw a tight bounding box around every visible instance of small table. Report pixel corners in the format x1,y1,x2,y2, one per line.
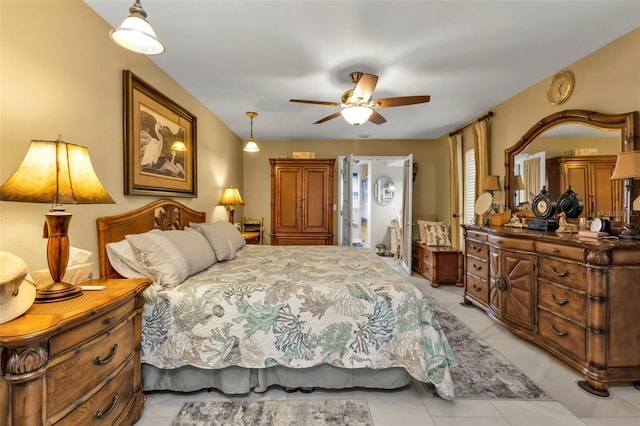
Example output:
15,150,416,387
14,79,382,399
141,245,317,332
412,242,463,288
242,231,260,244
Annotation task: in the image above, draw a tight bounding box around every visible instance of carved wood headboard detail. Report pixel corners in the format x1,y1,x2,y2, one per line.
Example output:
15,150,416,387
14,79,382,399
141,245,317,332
96,199,206,279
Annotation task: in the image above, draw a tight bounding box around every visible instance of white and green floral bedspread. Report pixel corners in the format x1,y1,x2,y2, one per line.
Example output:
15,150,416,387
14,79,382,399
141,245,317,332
141,245,457,399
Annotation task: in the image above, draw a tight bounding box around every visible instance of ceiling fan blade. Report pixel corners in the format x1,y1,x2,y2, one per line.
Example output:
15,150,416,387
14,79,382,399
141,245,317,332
368,110,387,125
372,95,431,108
351,73,378,103
314,111,343,124
290,99,341,107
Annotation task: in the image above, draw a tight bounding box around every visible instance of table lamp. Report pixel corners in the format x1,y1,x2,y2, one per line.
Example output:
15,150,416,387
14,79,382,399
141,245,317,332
513,175,526,205
610,150,640,239
218,186,245,224
0,137,115,302
483,175,502,212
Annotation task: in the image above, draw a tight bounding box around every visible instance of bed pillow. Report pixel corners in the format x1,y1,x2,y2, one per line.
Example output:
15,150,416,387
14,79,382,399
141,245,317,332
424,223,452,246
193,221,246,251
125,231,188,287
417,220,444,244
105,240,149,278
189,222,237,261
149,228,216,273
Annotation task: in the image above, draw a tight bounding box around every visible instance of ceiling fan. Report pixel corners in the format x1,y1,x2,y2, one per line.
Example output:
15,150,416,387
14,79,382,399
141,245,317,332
290,71,430,126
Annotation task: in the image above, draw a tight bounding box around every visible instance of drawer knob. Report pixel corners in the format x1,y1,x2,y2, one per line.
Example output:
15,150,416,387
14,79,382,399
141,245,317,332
472,284,482,292
472,264,482,271
105,317,116,325
93,344,118,366
552,248,560,253
94,393,118,419
550,267,569,277
551,294,569,305
495,277,506,292
550,324,568,337
471,245,481,252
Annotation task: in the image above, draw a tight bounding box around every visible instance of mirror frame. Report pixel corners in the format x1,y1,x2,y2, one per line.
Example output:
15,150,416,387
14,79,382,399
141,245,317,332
504,109,639,210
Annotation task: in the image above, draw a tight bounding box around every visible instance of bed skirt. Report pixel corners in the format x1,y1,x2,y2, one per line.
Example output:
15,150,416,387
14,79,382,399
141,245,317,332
142,364,412,394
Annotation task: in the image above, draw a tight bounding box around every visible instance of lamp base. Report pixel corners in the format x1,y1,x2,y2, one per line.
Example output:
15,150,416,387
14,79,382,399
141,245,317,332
35,281,83,303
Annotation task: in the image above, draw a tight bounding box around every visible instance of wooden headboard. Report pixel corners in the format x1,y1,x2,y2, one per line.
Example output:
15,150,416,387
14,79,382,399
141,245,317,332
96,199,206,279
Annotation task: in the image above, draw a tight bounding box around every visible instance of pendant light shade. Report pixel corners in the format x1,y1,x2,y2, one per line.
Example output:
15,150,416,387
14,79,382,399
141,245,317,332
110,0,165,55
243,112,260,152
342,106,373,126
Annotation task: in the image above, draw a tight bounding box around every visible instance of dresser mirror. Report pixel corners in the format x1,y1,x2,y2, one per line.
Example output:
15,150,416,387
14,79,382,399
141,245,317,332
504,110,639,221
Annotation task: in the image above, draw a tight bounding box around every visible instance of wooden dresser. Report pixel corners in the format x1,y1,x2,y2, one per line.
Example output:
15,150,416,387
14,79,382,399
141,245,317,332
270,158,335,245
462,225,640,397
0,278,151,426
412,242,463,288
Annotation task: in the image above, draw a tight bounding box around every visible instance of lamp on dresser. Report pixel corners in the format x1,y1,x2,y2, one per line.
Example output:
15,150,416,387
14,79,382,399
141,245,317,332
483,175,502,212
0,136,115,302
218,186,245,224
610,150,640,239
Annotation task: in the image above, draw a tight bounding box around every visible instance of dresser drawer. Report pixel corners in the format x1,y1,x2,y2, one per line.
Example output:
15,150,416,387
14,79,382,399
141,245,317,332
422,248,433,265
536,241,585,262
538,257,587,292
49,297,136,356
466,229,488,241
419,259,432,277
54,355,136,426
466,255,488,281
466,240,488,260
47,315,136,416
488,234,535,251
465,273,489,305
538,309,586,362
538,281,586,326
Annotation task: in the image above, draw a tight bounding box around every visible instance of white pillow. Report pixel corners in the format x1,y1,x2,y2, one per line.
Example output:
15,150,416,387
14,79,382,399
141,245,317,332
425,223,452,246
417,220,444,244
192,221,246,251
190,223,237,261
149,228,216,274
125,231,190,288
105,240,149,278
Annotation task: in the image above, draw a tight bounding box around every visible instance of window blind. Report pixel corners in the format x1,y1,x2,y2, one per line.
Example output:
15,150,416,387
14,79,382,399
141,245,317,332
464,148,476,225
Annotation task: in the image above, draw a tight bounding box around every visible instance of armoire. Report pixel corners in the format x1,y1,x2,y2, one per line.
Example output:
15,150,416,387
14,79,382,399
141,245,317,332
270,158,335,245
546,155,622,220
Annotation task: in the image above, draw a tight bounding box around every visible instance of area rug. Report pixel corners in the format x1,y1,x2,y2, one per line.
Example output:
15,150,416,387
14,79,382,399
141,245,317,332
426,297,553,400
171,399,372,426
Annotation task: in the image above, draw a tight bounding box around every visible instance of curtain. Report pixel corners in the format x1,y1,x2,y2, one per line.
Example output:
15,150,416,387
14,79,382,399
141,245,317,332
474,119,490,223
523,157,541,203
448,133,463,249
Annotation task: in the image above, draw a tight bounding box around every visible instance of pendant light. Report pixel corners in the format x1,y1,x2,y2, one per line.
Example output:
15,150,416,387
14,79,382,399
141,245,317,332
243,112,260,152
110,0,165,55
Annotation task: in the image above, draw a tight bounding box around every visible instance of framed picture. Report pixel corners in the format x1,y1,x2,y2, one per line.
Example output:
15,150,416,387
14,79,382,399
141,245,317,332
123,69,197,197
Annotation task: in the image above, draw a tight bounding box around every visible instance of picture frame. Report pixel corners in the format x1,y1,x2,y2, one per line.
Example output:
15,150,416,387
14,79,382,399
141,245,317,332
123,69,197,197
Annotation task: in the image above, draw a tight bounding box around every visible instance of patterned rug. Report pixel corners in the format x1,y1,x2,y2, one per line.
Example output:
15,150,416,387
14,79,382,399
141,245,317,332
171,399,372,426
426,298,553,400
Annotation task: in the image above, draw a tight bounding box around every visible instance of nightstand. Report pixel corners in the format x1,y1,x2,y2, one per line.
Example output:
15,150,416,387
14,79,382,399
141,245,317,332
412,242,463,288
0,277,151,425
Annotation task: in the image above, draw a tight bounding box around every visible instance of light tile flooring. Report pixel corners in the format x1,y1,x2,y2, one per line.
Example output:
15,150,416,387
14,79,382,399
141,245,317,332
137,270,640,426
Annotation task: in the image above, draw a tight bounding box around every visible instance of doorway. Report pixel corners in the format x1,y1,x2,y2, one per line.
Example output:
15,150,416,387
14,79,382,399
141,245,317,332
338,155,413,274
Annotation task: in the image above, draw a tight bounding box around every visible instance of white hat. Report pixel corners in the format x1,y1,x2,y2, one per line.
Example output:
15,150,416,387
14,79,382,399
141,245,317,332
0,251,36,324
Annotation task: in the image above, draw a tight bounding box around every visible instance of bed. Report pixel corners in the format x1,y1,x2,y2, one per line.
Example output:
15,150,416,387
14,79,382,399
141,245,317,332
96,199,457,400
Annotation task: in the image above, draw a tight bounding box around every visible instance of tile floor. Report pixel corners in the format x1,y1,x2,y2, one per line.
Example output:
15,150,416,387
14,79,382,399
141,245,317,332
137,270,640,426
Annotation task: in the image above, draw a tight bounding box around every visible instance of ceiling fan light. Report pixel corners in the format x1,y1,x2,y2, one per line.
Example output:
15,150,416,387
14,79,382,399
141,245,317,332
110,1,165,55
243,138,260,152
342,106,373,126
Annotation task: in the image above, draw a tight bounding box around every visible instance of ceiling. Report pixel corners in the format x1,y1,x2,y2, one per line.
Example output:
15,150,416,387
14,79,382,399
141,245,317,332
85,1,640,142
